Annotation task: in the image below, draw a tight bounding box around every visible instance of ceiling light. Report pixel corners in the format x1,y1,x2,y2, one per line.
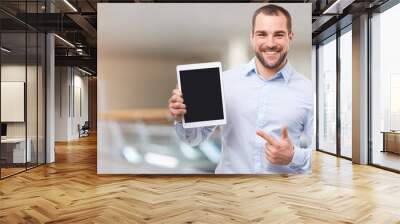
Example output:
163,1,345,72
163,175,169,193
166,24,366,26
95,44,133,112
323,0,355,15
76,48,85,56
63,0,78,12
77,67,93,76
54,34,75,48
1,47,11,53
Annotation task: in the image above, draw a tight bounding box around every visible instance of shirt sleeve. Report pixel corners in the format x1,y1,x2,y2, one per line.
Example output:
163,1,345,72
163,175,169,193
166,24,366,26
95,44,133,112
288,106,314,173
174,121,217,147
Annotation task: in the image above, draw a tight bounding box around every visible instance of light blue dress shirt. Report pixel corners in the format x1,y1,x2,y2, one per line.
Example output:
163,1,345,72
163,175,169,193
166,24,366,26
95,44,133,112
175,58,314,174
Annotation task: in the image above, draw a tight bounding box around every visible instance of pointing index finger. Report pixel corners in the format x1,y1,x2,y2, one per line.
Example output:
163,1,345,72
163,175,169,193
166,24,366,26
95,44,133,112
281,126,288,140
256,130,279,146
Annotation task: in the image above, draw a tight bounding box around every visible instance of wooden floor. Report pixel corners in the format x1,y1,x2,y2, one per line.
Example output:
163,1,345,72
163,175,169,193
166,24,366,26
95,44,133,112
1,167,26,178
1,135,400,223
372,150,400,171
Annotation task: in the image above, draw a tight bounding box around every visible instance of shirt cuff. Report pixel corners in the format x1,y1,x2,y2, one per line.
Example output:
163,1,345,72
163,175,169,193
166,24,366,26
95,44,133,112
174,120,183,125
289,145,306,168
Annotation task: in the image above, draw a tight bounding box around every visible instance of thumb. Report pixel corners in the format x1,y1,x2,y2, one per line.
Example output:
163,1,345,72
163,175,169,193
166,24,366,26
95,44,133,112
281,126,288,140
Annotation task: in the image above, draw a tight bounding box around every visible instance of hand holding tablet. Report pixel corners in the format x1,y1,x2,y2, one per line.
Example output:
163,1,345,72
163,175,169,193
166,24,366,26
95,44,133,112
168,88,186,122
170,62,227,128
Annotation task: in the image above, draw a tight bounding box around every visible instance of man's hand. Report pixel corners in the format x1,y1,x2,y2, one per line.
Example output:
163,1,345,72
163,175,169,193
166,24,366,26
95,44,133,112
168,88,186,122
256,127,294,165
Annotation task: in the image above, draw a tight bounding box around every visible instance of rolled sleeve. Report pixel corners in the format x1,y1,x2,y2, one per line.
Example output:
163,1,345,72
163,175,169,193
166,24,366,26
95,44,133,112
174,121,216,147
290,145,307,167
288,106,314,173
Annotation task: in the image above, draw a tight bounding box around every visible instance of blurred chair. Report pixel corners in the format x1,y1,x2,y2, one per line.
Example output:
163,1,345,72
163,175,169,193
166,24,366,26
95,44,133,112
79,121,90,138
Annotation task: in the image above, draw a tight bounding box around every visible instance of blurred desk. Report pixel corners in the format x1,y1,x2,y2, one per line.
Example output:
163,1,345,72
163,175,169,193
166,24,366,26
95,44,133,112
99,108,172,124
98,109,221,173
1,138,31,163
381,131,400,154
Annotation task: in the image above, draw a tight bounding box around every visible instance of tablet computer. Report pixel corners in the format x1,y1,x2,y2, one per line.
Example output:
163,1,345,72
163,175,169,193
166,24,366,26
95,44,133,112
176,62,226,128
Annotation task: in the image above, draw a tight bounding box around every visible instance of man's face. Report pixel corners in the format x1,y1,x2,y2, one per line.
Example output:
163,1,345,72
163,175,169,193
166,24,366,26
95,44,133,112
251,13,293,70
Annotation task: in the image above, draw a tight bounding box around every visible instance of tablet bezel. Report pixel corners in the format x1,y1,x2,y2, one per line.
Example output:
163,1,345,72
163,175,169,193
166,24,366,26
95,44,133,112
176,61,227,129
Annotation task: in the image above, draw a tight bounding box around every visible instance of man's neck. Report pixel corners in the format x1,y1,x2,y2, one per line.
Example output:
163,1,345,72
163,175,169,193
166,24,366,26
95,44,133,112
255,58,287,80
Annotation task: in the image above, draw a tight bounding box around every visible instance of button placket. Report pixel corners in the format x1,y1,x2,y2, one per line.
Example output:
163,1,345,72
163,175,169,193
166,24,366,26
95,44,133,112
253,82,270,172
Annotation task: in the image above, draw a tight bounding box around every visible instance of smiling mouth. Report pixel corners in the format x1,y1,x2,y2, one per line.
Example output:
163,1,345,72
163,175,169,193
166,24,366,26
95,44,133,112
263,51,280,57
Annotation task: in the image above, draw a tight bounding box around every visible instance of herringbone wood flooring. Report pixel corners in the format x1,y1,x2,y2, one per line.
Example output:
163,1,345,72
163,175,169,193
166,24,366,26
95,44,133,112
1,134,400,223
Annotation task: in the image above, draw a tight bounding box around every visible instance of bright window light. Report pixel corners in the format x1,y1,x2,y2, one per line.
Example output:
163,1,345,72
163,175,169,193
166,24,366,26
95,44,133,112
145,153,178,168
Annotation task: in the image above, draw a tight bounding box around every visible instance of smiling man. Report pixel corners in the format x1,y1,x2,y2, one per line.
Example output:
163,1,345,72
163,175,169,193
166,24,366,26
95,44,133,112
168,4,314,174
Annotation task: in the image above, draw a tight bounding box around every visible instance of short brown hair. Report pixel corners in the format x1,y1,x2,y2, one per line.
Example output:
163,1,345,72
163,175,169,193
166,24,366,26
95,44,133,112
252,4,292,33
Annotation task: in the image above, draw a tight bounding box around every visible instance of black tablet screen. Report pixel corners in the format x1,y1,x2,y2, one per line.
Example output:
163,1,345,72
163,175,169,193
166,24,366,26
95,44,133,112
180,67,224,123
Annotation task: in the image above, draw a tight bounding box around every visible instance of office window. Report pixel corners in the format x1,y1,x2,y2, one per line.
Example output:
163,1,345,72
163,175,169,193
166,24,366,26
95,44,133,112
371,2,400,171
340,28,352,158
0,1,46,179
318,36,337,154
1,31,28,178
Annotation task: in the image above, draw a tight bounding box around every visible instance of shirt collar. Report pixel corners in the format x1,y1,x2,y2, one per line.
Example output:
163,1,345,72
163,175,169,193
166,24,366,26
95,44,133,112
244,57,294,84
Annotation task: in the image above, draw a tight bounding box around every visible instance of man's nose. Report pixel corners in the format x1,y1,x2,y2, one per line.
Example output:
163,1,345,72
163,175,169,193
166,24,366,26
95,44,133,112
264,36,276,48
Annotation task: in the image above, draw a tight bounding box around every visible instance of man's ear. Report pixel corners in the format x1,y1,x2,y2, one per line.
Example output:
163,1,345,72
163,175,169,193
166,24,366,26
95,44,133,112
287,31,294,50
288,31,294,41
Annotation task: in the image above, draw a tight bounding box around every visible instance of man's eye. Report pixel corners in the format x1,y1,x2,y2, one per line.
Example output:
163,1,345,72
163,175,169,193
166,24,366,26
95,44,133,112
257,33,266,37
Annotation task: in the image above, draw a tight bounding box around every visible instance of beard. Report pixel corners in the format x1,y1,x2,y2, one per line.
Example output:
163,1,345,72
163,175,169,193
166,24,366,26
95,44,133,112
255,46,288,70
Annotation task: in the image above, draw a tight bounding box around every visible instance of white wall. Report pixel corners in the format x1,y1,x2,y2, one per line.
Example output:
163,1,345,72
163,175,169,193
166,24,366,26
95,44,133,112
55,67,89,141
1,65,38,137
73,73,89,137
221,38,251,71
55,67,68,141
288,44,312,79
1,64,46,164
